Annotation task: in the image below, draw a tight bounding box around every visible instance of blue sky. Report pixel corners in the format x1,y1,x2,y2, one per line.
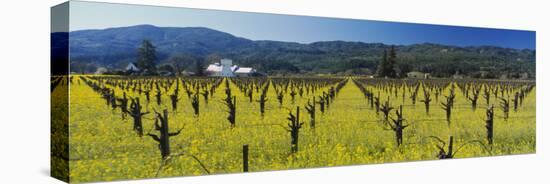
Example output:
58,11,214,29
65,1,535,49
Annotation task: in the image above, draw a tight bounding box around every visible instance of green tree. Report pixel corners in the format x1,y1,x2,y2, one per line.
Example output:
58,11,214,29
195,58,205,76
205,53,222,64
376,49,389,77
168,53,196,74
376,46,399,78
388,46,398,77
137,40,157,73
157,64,175,73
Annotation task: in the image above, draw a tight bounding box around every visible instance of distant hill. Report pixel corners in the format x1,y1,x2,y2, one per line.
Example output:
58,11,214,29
61,24,536,77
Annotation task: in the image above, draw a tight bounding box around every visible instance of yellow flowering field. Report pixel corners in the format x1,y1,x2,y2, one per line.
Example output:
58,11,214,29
59,75,535,183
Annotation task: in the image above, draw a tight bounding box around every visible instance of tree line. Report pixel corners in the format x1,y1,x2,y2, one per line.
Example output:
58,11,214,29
71,40,535,79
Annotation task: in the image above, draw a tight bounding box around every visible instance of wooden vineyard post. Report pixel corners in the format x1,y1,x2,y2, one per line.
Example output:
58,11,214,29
486,105,494,145
436,136,454,159
243,144,249,172
448,136,454,158
232,96,236,127
374,92,380,114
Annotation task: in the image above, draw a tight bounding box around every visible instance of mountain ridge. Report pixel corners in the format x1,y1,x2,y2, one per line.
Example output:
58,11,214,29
58,25,535,77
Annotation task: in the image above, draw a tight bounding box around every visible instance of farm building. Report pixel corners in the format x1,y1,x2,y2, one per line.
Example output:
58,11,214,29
407,71,430,79
452,71,465,79
206,59,256,77
95,67,109,75
125,62,140,73
520,72,529,79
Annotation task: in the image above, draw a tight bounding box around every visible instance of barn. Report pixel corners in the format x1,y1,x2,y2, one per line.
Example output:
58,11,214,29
125,62,140,73
205,59,256,77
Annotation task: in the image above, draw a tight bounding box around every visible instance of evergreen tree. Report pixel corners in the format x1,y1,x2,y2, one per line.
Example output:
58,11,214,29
376,46,399,78
137,40,157,73
195,58,205,76
388,45,398,78
376,49,389,77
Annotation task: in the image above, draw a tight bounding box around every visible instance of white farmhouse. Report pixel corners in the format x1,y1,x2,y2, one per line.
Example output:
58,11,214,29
234,67,255,77
95,67,109,75
206,59,256,77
